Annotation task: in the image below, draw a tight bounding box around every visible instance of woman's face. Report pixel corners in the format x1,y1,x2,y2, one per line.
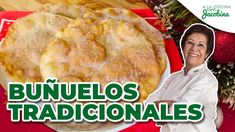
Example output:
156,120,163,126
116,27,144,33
183,33,209,69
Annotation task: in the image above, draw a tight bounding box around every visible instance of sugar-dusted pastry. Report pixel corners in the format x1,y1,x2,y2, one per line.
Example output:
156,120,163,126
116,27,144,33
0,12,73,83
0,4,99,84
39,3,98,19
40,8,166,102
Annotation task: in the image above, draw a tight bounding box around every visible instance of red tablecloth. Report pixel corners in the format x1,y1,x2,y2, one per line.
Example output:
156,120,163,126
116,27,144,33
0,9,182,132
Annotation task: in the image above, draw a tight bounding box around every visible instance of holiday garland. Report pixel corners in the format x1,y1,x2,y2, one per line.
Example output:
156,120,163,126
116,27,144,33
208,60,235,109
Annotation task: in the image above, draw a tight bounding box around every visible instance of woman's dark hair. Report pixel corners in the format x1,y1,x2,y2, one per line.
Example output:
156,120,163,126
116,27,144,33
181,24,215,57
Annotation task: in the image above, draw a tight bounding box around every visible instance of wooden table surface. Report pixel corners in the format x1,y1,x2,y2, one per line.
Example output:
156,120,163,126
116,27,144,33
0,0,149,11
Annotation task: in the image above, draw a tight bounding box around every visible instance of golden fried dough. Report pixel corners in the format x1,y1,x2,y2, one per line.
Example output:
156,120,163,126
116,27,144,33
40,3,98,19
96,8,166,73
0,12,73,83
40,17,163,130
0,4,100,84
40,10,166,102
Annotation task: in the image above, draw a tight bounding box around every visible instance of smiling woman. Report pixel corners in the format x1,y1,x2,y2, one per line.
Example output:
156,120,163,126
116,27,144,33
180,24,215,73
145,23,218,132
183,33,208,72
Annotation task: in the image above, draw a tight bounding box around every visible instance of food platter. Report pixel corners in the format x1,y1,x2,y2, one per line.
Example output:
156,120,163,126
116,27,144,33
0,1,172,131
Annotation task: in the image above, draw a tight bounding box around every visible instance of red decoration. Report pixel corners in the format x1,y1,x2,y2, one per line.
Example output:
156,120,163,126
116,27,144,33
212,31,235,64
